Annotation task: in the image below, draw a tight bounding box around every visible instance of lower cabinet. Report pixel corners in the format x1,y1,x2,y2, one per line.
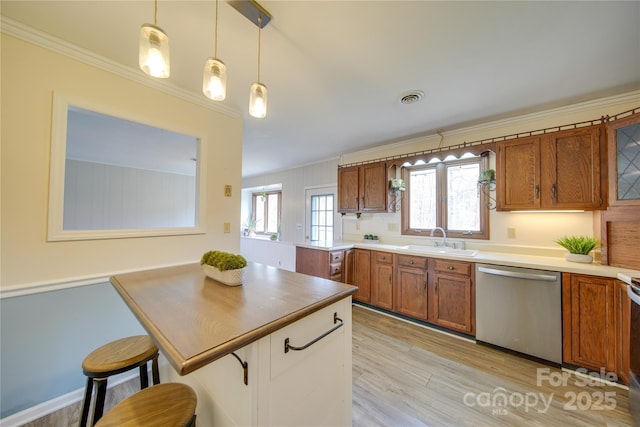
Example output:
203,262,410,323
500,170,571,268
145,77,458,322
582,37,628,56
295,247,344,282
395,255,428,320
352,249,371,303
562,273,630,383
370,251,394,310
429,259,475,335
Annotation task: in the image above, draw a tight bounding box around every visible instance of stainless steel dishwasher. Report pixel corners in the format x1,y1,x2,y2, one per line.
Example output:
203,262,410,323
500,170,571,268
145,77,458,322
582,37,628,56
476,264,562,364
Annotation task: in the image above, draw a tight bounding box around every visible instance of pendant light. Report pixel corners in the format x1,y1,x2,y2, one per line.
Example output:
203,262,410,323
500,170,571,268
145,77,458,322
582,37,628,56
249,15,267,118
139,0,170,78
203,0,227,100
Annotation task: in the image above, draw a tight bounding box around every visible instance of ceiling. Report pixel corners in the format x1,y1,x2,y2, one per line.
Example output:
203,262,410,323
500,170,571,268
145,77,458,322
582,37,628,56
3,1,639,178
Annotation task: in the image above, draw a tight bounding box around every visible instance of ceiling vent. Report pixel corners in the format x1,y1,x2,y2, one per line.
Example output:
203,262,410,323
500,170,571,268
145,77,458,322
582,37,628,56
400,90,425,105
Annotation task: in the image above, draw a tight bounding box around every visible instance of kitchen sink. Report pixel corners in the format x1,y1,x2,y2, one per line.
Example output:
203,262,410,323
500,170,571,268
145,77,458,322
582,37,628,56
397,245,479,257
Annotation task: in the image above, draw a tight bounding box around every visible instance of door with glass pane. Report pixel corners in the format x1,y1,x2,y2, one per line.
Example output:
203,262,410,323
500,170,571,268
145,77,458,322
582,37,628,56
305,186,341,242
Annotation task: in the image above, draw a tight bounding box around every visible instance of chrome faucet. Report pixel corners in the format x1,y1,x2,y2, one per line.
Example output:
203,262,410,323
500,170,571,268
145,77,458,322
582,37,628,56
430,227,447,247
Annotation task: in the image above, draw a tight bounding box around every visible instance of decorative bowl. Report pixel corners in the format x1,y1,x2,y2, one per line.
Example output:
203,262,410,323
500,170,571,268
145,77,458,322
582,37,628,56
202,264,244,286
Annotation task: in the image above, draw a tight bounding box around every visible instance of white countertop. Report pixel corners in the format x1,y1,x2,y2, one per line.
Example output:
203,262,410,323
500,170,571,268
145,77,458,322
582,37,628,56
296,241,640,279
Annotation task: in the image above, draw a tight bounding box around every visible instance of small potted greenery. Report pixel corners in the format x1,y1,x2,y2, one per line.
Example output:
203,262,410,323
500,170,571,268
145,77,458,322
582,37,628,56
201,250,248,286
555,235,599,263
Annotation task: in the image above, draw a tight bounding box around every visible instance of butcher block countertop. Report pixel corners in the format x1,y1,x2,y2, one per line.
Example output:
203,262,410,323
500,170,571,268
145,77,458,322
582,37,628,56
110,262,357,376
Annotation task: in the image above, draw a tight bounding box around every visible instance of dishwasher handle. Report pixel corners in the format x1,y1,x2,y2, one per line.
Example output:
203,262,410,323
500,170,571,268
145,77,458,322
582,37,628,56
477,266,558,282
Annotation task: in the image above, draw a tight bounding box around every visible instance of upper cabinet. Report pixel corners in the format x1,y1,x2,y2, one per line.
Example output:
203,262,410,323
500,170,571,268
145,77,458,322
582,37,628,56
607,111,640,207
496,124,606,211
338,162,393,214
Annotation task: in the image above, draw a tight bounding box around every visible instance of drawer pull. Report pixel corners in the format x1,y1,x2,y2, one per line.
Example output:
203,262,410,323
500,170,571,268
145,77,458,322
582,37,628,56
409,260,415,265
447,266,455,270
284,312,343,354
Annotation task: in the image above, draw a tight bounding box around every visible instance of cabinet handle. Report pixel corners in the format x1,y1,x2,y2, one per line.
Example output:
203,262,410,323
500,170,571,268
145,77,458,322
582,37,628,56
447,266,455,270
284,312,343,354
435,281,438,292
535,184,540,199
423,280,427,291
551,183,557,200
409,260,415,265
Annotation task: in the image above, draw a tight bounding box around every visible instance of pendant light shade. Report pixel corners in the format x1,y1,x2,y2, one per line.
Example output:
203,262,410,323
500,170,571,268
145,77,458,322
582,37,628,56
139,1,170,78
249,82,267,118
203,58,227,101
249,14,267,118
203,0,226,101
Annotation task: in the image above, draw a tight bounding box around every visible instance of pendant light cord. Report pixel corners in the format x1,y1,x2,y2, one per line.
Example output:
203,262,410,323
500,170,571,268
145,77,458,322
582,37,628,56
257,15,262,81
214,0,219,57
153,0,158,26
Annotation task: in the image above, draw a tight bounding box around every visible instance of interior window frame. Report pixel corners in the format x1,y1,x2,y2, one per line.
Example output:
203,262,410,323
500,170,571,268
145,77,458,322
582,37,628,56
252,190,282,235
400,156,490,240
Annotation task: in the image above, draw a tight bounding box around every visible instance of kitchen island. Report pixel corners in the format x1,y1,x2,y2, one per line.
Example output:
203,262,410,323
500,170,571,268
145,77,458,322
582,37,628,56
111,262,357,426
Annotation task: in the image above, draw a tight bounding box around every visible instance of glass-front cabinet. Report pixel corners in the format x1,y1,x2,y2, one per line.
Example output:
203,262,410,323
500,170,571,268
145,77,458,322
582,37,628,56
608,111,640,207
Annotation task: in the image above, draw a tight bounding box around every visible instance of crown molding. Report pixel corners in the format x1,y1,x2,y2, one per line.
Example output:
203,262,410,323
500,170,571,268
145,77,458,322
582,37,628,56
1,17,242,119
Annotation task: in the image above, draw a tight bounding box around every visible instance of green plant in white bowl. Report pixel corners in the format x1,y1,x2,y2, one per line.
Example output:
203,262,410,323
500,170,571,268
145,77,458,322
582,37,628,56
201,251,248,285
555,235,599,263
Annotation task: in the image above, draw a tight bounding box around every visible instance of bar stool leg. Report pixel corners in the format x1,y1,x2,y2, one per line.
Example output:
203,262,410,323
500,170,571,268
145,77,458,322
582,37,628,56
79,377,94,427
139,364,149,389
152,354,160,385
92,378,108,425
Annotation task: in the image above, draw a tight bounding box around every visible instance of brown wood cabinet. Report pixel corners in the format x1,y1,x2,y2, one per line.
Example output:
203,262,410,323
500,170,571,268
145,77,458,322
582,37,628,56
395,254,428,320
616,280,631,384
337,162,391,213
429,259,475,335
352,249,372,303
370,251,394,310
562,273,625,380
607,111,640,208
497,125,606,211
295,247,344,282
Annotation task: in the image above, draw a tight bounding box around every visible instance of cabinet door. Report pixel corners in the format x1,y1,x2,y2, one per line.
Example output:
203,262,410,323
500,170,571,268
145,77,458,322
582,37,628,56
371,258,393,311
359,162,388,212
352,249,371,303
496,136,541,210
431,273,474,334
563,274,616,373
541,125,605,209
338,166,359,213
617,280,630,384
395,266,428,320
607,111,640,207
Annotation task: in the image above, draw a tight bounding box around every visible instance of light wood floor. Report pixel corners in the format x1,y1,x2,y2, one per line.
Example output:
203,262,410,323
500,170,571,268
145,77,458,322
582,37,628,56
352,305,634,427
22,305,635,426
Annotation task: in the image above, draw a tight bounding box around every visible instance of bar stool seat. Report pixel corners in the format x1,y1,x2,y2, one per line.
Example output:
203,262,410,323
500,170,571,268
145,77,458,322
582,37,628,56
80,335,160,426
94,383,197,427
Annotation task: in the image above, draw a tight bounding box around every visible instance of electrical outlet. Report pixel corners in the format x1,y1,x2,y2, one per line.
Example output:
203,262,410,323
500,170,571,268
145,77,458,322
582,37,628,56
223,222,231,233
356,222,360,231
388,223,399,232
507,227,516,238
224,185,232,197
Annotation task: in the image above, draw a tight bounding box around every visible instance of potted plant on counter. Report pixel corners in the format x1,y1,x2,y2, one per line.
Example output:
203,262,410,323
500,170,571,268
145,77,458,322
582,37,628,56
555,235,599,263
201,250,248,286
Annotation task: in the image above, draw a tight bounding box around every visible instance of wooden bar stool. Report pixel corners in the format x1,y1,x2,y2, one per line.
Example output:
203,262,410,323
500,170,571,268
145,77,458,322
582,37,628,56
94,383,197,427
80,335,160,427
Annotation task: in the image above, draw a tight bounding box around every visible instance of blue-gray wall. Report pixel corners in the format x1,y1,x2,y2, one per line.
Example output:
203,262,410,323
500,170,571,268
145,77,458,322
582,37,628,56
0,283,144,418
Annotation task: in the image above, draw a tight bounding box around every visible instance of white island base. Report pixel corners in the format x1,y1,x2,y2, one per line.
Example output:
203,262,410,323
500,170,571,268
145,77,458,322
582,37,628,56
160,298,353,426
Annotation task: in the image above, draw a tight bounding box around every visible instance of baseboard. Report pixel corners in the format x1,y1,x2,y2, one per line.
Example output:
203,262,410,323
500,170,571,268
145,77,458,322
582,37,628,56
0,371,137,427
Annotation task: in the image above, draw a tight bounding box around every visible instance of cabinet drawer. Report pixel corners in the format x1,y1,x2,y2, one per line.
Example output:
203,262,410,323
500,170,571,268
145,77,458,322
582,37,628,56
434,259,472,276
329,251,344,263
329,263,342,276
374,251,393,264
397,255,428,269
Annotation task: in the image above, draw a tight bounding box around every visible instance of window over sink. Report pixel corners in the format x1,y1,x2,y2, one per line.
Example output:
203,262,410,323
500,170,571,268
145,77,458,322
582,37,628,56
401,156,489,239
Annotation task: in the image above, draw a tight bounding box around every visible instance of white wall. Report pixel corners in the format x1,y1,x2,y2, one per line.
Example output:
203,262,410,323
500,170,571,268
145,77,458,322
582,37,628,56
64,160,196,230
0,31,242,420
242,158,339,243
